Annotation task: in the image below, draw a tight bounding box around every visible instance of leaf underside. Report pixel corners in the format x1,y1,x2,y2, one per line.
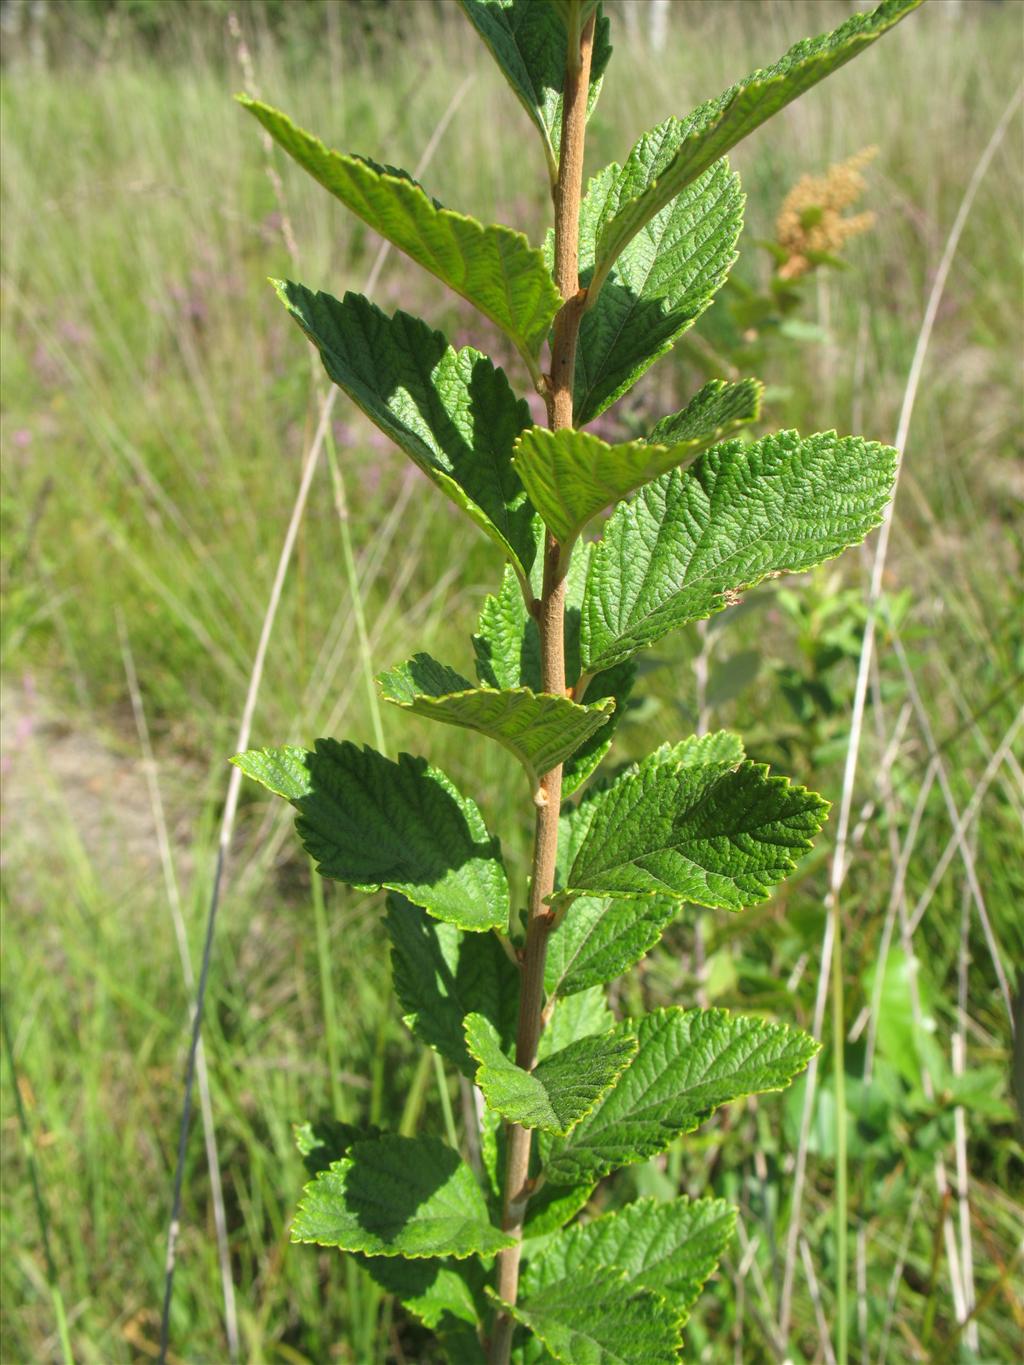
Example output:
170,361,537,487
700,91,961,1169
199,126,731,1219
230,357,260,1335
580,430,898,673
512,425,703,546
292,1134,514,1259
378,652,614,788
543,1006,819,1184
240,96,561,362
472,564,636,794
465,1013,638,1134
233,740,508,932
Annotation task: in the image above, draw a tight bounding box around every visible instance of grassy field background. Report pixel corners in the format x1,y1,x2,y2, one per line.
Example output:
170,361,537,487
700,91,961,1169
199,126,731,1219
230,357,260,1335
2,1,1022,1361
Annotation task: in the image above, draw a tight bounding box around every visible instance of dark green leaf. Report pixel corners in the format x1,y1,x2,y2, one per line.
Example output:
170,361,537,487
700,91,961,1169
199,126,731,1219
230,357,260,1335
378,652,613,789
559,748,828,910
293,1134,514,1259
522,1195,736,1321
471,566,634,791
458,0,612,180
580,430,898,673
465,1013,637,1134
512,425,707,545
544,893,677,998
277,284,536,582
543,1007,819,1183
496,1262,682,1364
233,741,508,931
573,139,743,423
359,1253,485,1333
648,377,763,449
387,894,518,1078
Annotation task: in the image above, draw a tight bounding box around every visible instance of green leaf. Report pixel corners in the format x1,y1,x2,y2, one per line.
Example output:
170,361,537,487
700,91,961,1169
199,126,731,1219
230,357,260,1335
648,377,763,449
547,734,745,997
378,652,614,789
563,659,635,797
590,0,921,294
358,1254,485,1332
472,567,635,792
473,563,542,691
496,1263,683,1365
387,894,518,1078
239,97,561,366
276,283,536,582
573,142,744,423
543,1007,819,1184
233,741,508,932
558,749,828,910
580,430,898,673
293,1119,371,1176
458,0,612,180
545,895,677,999
465,1013,637,1135
539,985,615,1060
522,1195,737,1321
293,1134,513,1259
512,426,704,546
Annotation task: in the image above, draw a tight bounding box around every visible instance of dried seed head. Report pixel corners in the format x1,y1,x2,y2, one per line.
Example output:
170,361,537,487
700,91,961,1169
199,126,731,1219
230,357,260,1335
775,147,878,281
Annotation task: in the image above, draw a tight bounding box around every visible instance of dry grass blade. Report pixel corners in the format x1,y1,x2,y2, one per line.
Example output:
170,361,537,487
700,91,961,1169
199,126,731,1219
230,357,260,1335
118,614,239,1361
777,83,1023,1347
156,69,474,1363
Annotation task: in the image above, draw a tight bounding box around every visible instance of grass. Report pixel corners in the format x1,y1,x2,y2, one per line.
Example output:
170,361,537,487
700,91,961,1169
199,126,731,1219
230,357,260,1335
2,1,1022,1361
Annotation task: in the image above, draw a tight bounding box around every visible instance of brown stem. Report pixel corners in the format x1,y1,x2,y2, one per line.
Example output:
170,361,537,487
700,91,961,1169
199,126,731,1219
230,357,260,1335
487,15,594,1365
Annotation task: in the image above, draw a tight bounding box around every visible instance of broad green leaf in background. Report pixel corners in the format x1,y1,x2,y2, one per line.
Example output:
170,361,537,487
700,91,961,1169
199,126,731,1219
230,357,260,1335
387,895,519,1077
513,425,703,545
239,97,561,366
543,1007,819,1183
292,1135,514,1259
458,0,612,181
580,430,898,672
589,0,922,295
522,1195,736,1321
276,284,537,582
648,377,763,449
465,1013,637,1134
558,749,828,910
233,741,508,931
573,142,744,424
378,652,614,789
544,894,677,999
495,1262,683,1365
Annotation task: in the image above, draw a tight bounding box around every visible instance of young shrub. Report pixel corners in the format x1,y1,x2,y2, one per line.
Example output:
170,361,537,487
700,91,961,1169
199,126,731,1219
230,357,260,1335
236,2,920,1360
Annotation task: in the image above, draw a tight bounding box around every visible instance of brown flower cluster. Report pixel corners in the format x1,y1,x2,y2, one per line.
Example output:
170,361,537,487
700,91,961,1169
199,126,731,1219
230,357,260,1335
775,146,878,281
